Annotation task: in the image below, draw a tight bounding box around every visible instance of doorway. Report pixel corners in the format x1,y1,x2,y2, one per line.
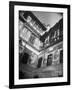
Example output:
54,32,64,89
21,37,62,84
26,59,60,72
37,57,42,68
60,50,63,63
21,52,29,64
47,54,52,66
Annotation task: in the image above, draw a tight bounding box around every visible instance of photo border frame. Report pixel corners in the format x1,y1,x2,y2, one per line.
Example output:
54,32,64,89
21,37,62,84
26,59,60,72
9,1,70,89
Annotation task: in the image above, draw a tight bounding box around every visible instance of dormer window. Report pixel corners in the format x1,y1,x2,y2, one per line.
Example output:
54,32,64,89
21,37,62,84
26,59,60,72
27,16,32,23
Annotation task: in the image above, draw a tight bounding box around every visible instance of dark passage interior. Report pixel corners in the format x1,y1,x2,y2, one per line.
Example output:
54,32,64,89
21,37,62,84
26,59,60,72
37,57,42,68
21,53,29,64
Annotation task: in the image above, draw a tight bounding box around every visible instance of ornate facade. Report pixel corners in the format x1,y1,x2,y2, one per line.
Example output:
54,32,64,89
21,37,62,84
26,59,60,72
19,11,63,79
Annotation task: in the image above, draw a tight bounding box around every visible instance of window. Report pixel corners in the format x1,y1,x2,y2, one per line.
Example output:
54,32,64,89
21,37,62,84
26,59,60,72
33,38,42,50
27,16,32,23
20,27,31,42
53,50,60,64
19,20,24,31
29,34,35,45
